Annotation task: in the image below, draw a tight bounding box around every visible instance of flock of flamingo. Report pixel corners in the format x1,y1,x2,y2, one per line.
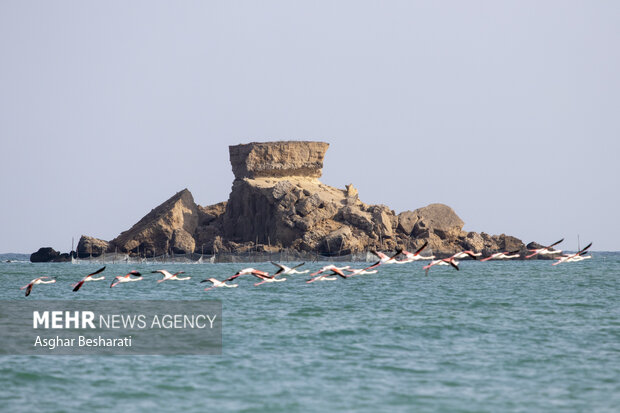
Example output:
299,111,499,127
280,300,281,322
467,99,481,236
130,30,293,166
19,239,592,296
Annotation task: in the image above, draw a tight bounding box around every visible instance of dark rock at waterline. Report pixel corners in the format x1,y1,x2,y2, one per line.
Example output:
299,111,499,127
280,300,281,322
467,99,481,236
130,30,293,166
30,247,60,262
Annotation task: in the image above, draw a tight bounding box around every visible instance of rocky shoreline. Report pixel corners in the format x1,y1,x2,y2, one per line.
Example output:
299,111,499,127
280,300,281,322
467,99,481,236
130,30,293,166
31,141,549,262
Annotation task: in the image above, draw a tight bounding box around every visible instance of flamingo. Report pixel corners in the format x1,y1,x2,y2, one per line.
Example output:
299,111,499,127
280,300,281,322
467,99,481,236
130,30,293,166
342,267,379,277
222,268,280,286
480,250,521,262
20,276,56,297
364,248,403,271
553,242,592,266
72,266,106,292
395,242,435,263
525,238,564,258
270,262,309,275
423,256,460,275
200,278,238,291
452,250,482,260
110,271,143,288
309,265,351,277
307,267,348,283
152,270,191,283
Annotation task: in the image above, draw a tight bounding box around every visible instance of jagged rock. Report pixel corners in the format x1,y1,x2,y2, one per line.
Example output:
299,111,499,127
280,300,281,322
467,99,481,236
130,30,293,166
339,205,374,234
76,235,110,258
397,211,418,235
526,241,543,250
462,232,485,251
345,184,358,199
171,229,196,254
30,247,60,263
369,205,394,239
229,141,329,179
495,234,524,252
197,202,226,226
320,226,361,255
111,188,198,255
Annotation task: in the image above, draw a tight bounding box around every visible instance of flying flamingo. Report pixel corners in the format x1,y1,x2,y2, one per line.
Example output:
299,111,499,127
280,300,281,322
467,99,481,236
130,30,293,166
452,250,482,260
480,250,521,262
270,262,309,275
553,242,592,266
423,256,460,275
309,265,351,277
110,271,143,288
365,248,403,271
152,270,191,283
395,242,435,263
342,267,379,277
200,278,238,291
222,268,281,286
20,276,56,297
72,266,106,292
307,267,348,283
525,239,564,258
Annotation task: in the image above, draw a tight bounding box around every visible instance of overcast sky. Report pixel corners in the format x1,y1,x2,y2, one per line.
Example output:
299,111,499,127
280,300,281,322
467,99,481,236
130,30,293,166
1,1,618,253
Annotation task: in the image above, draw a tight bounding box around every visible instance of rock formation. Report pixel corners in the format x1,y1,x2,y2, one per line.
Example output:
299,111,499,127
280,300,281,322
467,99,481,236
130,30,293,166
31,140,533,261
110,189,198,255
76,236,110,258
30,247,71,263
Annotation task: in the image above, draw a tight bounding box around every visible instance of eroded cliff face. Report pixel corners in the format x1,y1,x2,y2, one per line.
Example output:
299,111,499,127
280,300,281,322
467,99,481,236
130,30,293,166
60,141,527,260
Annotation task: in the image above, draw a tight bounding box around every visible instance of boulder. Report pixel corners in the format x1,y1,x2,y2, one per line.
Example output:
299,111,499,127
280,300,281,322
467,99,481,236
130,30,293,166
397,211,418,235
320,226,362,255
411,203,464,240
171,228,196,254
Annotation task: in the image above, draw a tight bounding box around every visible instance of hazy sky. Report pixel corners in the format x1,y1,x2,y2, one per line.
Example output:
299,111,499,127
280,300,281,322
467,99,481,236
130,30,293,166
1,1,618,253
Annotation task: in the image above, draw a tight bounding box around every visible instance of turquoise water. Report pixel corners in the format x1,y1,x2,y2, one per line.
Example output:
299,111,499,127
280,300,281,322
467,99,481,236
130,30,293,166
0,255,619,412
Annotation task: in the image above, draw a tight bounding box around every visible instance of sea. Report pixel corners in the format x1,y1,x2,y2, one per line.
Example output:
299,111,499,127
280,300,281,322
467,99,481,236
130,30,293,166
0,253,618,412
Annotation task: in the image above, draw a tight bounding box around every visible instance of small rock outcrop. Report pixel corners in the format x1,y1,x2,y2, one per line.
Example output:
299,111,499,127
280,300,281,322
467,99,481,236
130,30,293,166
30,247,60,262
32,140,533,261
76,236,110,258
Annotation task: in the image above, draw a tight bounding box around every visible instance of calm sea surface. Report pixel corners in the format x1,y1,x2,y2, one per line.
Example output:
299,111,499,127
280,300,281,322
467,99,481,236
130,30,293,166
0,254,618,412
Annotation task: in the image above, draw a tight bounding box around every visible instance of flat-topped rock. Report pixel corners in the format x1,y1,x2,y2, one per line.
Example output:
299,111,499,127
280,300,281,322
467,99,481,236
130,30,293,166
229,141,329,179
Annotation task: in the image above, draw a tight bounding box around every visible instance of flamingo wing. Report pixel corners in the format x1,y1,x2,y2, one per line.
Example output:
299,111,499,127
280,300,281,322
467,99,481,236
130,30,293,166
578,242,593,254
414,242,428,255
270,262,285,270
291,262,306,270
87,266,106,277
25,284,33,297
73,280,85,292
546,238,564,249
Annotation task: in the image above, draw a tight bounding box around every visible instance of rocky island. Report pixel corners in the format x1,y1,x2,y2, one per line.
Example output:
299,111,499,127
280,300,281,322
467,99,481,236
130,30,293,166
31,141,532,262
